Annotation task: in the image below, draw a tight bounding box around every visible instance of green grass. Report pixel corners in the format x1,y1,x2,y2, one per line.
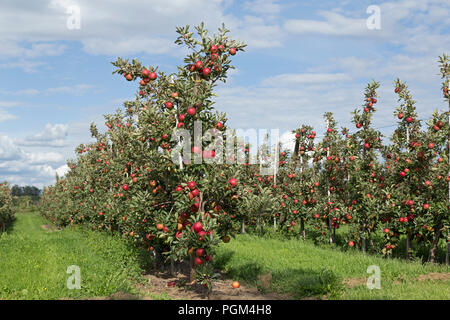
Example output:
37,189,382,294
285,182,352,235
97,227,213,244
2,210,448,300
0,210,150,300
215,234,450,299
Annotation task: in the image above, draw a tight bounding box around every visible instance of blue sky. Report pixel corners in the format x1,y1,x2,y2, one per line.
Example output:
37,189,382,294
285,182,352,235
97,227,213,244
0,0,449,188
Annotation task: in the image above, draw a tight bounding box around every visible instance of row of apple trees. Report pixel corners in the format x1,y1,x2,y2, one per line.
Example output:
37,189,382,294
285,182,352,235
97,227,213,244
39,23,248,287
268,76,449,264
241,55,449,264
0,182,14,232
39,21,449,279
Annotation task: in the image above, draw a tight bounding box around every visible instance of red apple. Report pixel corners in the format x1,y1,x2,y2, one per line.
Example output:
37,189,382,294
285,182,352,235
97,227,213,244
205,254,213,262
193,222,203,233
187,107,196,115
187,181,196,190
202,67,211,77
195,61,203,69
196,248,205,257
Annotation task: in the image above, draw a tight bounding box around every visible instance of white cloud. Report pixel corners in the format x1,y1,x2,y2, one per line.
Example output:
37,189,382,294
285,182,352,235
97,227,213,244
0,101,22,108
0,40,65,58
243,0,281,17
232,16,284,49
1,85,94,96
0,110,18,122
0,131,67,188
45,84,93,95
0,0,285,59
0,59,45,73
0,102,20,122
0,160,65,189
284,11,368,36
261,73,352,86
26,151,65,164
284,0,449,57
0,135,24,160
55,164,69,177
19,123,69,147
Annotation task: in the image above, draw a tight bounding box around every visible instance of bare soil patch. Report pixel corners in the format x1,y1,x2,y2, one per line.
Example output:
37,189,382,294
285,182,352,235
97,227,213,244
40,224,58,232
60,292,140,300
342,277,366,288
60,269,294,300
417,273,450,282
137,270,293,300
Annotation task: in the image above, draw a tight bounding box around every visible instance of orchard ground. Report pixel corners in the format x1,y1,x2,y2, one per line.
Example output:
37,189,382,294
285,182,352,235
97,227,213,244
1,209,448,300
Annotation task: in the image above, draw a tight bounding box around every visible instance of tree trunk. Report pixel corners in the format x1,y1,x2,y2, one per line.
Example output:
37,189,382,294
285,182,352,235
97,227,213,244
292,139,300,164
333,226,336,244
152,251,157,270
428,225,442,263
328,218,334,244
241,221,246,234
300,219,305,240
368,229,374,253
362,228,367,254
406,229,411,260
446,240,449,266
189,252,196,282
273,217,276,232
170,257,175,276
326,120,333,245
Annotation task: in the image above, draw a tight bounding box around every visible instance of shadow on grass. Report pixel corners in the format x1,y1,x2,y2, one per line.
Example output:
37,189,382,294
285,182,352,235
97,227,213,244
0,216,16,235
271,268,344,299
214,249,343,299
213,250,235,270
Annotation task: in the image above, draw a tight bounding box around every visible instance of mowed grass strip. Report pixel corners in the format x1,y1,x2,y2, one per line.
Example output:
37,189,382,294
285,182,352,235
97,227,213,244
215,234,450,299
0,210,148,300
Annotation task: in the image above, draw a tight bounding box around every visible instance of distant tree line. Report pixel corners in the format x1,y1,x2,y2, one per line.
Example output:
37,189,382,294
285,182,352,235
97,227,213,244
11,185,41,202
